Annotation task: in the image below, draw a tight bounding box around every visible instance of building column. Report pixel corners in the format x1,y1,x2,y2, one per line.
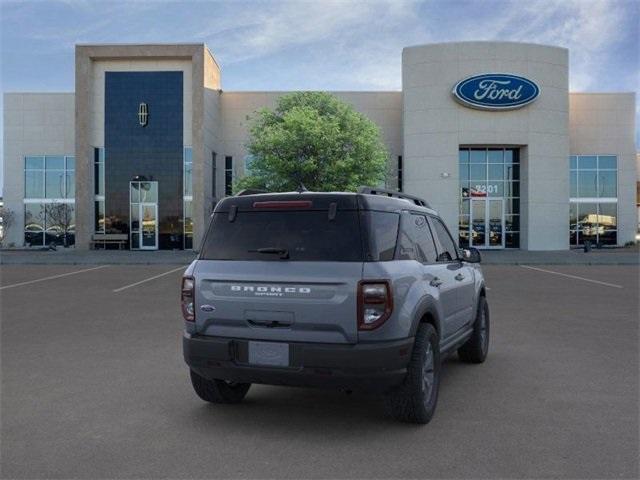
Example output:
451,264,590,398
74,47,93,250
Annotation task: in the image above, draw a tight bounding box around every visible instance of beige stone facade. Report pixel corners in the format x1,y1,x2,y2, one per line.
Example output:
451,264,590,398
2,42,637,250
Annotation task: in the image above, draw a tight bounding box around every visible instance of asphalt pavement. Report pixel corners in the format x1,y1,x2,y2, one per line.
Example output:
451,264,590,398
1,263,638,479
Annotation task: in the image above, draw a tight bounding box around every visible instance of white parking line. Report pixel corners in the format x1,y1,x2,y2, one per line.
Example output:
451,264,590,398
520,265,623,289
112,266,186,293
0,265,109,291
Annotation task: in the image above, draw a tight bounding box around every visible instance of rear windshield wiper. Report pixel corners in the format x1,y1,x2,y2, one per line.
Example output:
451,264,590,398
248,247,290,260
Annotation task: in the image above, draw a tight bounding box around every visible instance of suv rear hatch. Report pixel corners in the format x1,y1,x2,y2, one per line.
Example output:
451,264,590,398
194,194,363,344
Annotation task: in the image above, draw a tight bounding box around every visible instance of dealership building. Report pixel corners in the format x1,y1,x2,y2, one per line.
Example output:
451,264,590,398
2,41,637,251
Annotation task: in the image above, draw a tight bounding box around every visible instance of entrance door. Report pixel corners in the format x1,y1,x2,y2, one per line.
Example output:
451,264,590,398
470,198,505,249
139,203,158,249
130,181,158,250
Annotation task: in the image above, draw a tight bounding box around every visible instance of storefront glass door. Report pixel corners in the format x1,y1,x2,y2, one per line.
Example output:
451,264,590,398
130,181,158,250
459,148,520,248
470,198,505,249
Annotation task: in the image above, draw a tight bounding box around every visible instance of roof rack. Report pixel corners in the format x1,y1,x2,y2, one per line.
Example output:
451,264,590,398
235,189,269,196
358,186,431,208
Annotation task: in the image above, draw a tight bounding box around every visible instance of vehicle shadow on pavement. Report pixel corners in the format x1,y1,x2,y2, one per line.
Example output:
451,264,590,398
180,356,476,433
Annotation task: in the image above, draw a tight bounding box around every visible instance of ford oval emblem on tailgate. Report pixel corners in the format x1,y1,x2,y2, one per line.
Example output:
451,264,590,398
200,305,215,312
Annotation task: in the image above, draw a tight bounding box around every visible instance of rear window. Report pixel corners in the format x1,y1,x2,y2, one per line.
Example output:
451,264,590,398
200,210,363,261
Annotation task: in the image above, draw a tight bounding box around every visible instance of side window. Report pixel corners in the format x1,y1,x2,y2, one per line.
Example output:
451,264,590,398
396,213,437,263
366,211,400,261
396,216,418,261
430,217,458,262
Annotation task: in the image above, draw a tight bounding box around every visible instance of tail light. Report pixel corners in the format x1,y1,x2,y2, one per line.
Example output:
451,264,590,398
181,276,195,322
358,280,393,330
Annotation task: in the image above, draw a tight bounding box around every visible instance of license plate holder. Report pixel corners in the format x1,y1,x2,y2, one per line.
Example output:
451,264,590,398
248,341,290,367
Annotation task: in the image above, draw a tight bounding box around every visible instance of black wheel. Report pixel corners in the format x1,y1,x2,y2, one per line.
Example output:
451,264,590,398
458,295,490,363
189,370,251,404
385,323,441,424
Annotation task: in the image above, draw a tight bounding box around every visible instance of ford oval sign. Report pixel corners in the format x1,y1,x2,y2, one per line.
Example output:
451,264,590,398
452,73,540,110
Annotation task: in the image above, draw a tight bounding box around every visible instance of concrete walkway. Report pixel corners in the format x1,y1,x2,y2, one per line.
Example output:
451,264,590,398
0,248,197,265
1,245,637,265
480,246,639,265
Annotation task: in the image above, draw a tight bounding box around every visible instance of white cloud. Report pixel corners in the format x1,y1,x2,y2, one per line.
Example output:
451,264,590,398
195,0,424,89
201,0,421,64
425,0,634,91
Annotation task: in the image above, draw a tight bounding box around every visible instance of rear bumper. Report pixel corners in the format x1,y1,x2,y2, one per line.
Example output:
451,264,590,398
183,333,414,392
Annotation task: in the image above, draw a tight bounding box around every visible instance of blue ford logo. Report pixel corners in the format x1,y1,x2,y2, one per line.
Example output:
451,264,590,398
452,73,540,110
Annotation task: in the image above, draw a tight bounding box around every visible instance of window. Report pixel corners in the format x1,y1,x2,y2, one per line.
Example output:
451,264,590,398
414,215,438,263
211,151,217,199
184,200,193,250
396,213,437,263
24,203,44,246
25,155,74,199
24,155,75,246
397,155,403,192
94,200,105,233
430,217,458,262
201,210,363,262
44,203,75,246
183,147,193,197
25,168,44,199
66,157,75,198
225,156,233,196
44,156,65,199
570,155,617,246
181,147,194,249
94,148,105,232
364,211,399,261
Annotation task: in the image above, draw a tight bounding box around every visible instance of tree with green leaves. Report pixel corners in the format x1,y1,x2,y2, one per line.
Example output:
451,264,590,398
236,92,389,193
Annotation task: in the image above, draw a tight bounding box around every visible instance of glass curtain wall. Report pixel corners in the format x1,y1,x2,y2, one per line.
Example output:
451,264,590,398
569,155,617,246
24,155,75,246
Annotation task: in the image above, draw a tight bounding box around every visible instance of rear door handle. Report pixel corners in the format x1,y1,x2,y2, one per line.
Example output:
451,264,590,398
455,273,465,281
430,277,443,287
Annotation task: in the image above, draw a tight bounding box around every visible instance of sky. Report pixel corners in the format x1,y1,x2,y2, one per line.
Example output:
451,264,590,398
1,0,638,192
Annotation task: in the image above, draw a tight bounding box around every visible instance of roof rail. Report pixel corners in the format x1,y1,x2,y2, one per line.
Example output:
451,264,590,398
358,186,431,208
235,189,269,196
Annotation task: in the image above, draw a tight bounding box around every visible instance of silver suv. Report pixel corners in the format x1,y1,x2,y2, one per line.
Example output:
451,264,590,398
182,187,489,424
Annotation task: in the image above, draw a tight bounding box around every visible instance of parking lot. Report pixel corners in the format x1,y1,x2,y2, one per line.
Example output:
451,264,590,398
1,263,638,479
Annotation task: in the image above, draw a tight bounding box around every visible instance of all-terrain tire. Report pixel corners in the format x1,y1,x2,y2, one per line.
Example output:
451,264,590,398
385,323,441,424
190,370,251,404
458,295,490,364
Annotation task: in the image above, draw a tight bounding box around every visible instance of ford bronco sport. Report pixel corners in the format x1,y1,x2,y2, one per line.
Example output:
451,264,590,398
182,187,489,424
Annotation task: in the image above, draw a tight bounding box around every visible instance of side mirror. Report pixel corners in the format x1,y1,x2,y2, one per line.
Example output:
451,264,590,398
461,248,481,263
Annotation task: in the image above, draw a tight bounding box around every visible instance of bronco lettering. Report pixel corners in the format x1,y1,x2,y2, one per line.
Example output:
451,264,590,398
230,285,312,294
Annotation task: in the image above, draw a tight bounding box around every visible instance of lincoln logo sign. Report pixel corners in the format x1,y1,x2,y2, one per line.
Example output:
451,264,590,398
452,73,540,110
138,102,149,126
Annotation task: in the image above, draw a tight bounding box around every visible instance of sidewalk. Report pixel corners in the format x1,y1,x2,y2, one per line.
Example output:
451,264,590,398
1,246,637,265
0,248,197,265
480,246,639,265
